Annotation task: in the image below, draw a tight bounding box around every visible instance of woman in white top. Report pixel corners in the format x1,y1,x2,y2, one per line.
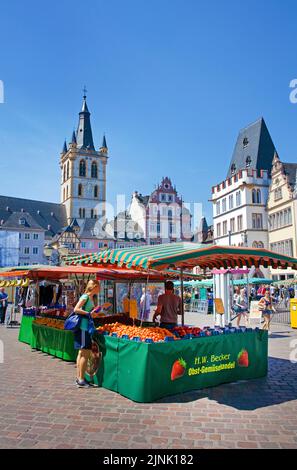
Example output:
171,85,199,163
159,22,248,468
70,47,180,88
233,288,248,327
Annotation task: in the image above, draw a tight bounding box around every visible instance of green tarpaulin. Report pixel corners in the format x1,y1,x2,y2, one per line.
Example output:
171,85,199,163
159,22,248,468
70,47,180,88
18,315,35,344
87,330,268,402
31,323,77,361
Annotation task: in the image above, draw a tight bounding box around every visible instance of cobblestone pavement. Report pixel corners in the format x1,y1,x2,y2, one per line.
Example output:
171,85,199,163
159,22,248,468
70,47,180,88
0,320,297,449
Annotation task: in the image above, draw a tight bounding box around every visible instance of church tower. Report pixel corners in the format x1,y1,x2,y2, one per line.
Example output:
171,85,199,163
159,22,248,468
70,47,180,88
60,91,108,225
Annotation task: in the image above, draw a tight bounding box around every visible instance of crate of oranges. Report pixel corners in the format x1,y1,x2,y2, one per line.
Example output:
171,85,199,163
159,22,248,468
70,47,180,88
34,318,65,330
97,322,176,342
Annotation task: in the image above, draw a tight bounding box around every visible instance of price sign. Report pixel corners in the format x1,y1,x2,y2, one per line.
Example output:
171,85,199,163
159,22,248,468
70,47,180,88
214,298,225,315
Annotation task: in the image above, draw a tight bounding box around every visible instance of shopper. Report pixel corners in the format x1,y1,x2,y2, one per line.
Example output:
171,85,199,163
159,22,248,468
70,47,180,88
140,288,151,321
258,289,275,332
233,288,248,327
0,288,8,324
153,281,182,328
73,279,100,387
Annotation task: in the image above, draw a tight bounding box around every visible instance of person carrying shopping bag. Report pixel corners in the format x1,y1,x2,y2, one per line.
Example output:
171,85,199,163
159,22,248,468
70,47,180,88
73,280,100,387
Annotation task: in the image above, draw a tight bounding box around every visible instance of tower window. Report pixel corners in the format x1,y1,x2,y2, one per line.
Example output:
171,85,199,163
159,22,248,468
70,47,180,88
79,159,86,177
91,162,98,178
78,184,83,197
231,163,236,175
63,165,66,183
66,186,69,199
79,208,86,218
66,161,70,179
94,185,98,198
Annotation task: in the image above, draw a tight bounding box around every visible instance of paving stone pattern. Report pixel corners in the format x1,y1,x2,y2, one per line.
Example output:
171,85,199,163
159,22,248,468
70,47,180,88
0,320,296,449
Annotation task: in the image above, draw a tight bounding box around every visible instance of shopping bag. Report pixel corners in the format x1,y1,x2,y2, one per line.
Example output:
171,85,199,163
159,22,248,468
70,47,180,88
64,312,81,332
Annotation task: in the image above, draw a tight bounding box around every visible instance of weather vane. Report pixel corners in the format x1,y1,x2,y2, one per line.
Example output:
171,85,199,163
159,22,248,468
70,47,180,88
83,85,87,99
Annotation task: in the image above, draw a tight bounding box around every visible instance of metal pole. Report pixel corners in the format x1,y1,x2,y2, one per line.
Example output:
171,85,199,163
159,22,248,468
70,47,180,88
180,268,185,326
141,273,150,327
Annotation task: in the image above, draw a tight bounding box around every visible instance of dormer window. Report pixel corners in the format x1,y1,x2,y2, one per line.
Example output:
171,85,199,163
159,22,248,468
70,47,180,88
19,218,26,226
246,156,252,168
164,183,169,189
231,163,236,175
243,137,249,148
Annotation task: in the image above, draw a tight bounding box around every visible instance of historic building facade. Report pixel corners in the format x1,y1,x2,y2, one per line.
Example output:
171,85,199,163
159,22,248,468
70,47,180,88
267,153,297,280
211,118,276,249
128,177,192,244
60,93,108,225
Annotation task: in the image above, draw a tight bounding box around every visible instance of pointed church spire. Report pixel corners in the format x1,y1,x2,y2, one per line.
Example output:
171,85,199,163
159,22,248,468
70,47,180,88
100,134,108,154
71,130,77,144
76,88,95,150
62,140,67,154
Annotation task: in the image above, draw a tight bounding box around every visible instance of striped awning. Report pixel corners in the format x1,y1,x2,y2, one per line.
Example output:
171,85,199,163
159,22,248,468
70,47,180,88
65,242,297,271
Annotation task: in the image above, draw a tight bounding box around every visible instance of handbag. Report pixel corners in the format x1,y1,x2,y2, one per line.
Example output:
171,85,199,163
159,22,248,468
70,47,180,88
64,312,81,332
87,313,96,335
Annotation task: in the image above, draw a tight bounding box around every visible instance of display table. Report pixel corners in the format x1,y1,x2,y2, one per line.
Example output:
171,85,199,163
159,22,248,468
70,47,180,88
88,330,268,402
31,323,77,361
18,315,35,344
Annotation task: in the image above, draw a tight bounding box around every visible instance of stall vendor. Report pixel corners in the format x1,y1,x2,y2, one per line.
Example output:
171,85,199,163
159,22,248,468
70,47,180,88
153,281,182,329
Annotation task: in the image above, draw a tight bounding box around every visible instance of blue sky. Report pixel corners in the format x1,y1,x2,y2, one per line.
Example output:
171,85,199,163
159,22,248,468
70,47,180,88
1,0,297,226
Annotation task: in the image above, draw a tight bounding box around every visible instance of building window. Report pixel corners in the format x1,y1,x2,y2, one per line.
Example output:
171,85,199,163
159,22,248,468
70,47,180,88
168,209,173,218
271,239,293,257
274,187,282,201
258,241,264,248
91,209,94,219
160,194,166,202
216,223,221,237
66,161,69,180
79,208,85,218
252,213,263,229
79,159,86,177
216,201,221,216
81,242,86,248
24,247,30,254
94,185,98,198
252,189,256,204
230,218,235,233
78,184,83,197
288,207,292,224
231,163,236,175
63,188,65,201
236,191,241,207
66,186,69,199
24,233,30,240
222,198,226,213
246,155,251,167
91,161,98,178
33,247,39,255
168,195,173,202
252,241,258,248
157,221,161,234
223,221,227,236
19,233,21,239
257,189,261,203
237,215,243,231
243,137,249,148
63,165,66,183
33,234,39,240
229,194,234,210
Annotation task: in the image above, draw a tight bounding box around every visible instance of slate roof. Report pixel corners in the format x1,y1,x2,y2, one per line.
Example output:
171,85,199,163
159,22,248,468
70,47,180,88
227,118,276,178
135,193,150,206
1,211,45,230
283,163,297,189
0,195,67,237
76,97,95,150
79,218,115,240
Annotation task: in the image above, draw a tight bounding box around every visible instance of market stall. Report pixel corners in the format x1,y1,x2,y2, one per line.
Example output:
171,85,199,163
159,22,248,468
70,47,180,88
64,242,297,401
7,242,297,402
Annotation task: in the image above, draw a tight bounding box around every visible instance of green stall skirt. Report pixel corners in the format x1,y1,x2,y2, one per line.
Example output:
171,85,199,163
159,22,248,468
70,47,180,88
87,330,268,403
